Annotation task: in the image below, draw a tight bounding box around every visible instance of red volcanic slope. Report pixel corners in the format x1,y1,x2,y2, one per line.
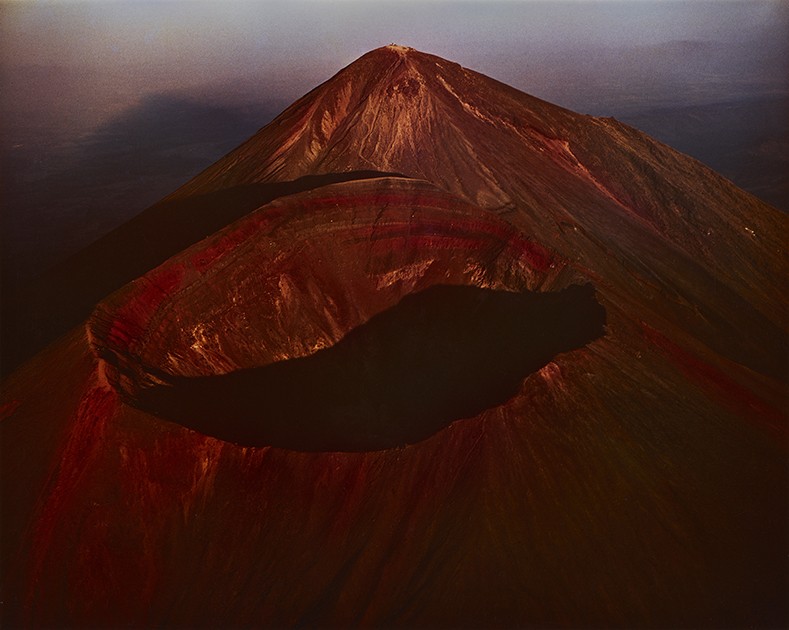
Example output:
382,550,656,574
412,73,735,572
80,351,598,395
174,45,786,380
2,46,787,628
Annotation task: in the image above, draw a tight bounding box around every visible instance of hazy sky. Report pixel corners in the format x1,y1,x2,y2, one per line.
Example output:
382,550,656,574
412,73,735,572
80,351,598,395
3,1,787,105
0,0,786,170
2,0,787,151
4,1,786,65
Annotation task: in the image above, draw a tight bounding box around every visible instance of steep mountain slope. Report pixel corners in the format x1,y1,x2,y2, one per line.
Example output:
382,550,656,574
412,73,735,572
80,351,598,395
172,45,786,380
2,46,787,628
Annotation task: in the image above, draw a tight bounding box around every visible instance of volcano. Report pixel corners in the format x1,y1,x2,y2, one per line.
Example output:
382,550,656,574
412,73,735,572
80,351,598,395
2,45,787,628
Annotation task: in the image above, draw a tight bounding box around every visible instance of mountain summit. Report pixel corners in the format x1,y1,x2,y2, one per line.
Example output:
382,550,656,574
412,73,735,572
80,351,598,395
2,47,787,628
172,43,618,209
173,44,786,379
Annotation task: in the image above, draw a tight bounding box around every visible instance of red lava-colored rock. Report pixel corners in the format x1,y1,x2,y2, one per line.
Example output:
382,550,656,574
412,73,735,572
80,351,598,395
1,46,787,629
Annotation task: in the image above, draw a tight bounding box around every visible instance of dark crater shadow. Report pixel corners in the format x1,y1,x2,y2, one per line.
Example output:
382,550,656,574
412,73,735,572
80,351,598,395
129,283,606,451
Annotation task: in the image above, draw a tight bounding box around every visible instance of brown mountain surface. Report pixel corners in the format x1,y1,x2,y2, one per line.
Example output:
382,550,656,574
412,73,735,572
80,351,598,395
172,45,786,378
1,46,787,628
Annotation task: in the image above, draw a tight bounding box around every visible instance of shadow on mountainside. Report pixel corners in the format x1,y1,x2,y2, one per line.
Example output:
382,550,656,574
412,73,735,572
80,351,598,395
123,284,606,451
1,92,288,280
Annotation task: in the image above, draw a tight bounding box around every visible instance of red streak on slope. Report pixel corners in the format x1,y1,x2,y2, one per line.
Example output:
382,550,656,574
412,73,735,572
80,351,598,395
104,265,186,354
302,191,463,212
189,209,286,274
24,372,118,616
0,398,21,421
508,234,555,273
343,216,553,267
642,323,785,439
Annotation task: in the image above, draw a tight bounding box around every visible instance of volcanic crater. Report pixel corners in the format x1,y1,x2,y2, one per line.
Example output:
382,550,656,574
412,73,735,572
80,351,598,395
89,177,605,450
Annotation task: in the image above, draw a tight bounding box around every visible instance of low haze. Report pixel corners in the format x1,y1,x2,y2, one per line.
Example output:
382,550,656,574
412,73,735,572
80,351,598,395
3,1,787,114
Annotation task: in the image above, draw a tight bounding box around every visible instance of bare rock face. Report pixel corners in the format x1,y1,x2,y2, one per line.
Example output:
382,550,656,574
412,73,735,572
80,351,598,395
2,47,787,628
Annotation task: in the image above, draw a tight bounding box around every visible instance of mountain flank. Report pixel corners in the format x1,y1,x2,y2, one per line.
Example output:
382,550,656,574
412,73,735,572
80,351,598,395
2,46,786,628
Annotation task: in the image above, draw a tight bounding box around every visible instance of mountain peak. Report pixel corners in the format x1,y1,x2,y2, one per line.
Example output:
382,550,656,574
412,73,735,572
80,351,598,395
360,43,443,78
383,43,415,54
172,45,567,206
